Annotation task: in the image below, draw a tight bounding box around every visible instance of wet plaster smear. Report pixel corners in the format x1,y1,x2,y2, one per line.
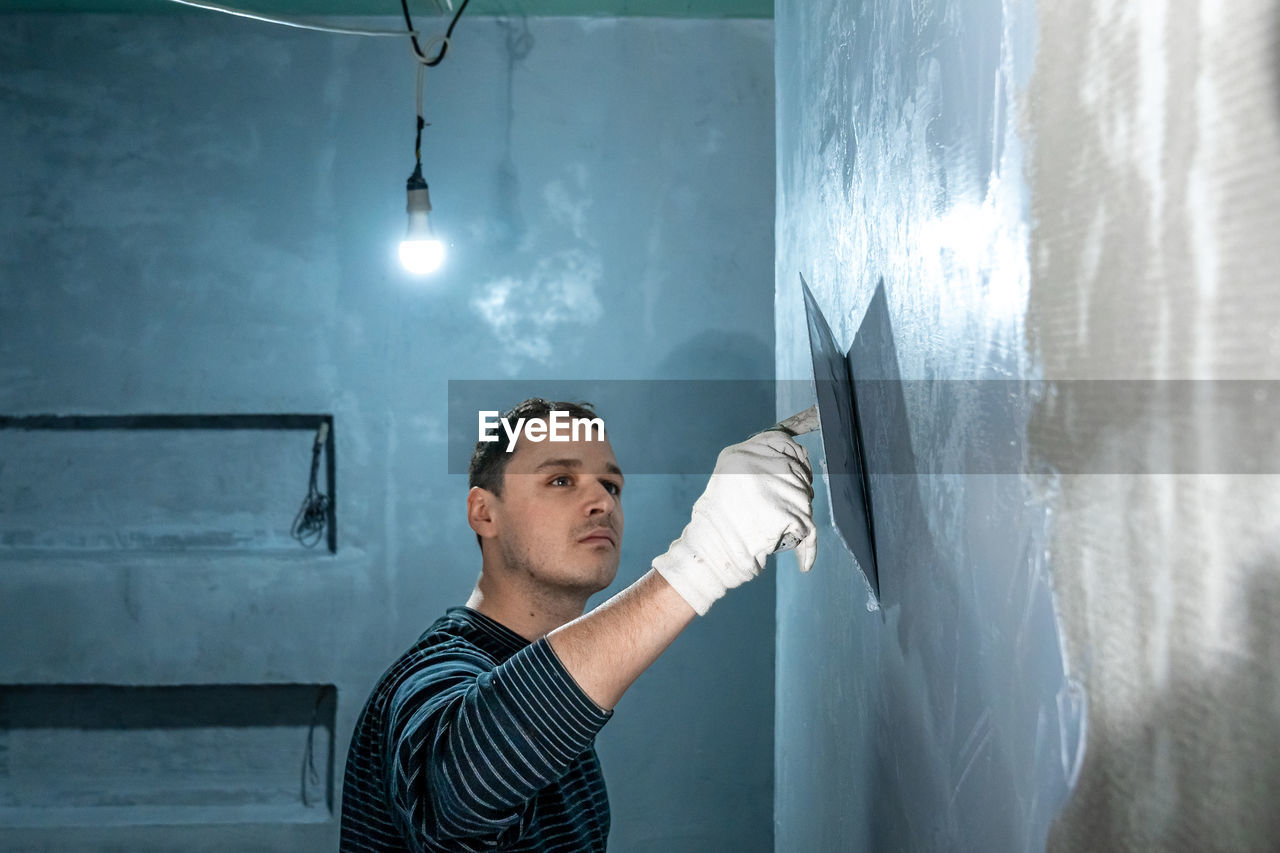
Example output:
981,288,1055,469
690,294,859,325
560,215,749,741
775,0,1280,850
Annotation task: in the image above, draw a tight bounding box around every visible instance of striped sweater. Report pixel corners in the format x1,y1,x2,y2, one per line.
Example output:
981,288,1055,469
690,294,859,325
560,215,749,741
339,607,613,852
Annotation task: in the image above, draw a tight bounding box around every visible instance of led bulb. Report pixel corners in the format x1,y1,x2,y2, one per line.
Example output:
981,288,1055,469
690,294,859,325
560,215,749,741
400,237,445,275
400,166,445,275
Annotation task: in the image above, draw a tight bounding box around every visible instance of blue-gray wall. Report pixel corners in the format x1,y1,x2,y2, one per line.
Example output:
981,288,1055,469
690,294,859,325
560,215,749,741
0,15,775,851
773,0,1082,850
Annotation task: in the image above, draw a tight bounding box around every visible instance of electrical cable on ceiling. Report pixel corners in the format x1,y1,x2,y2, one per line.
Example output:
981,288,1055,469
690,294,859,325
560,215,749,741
401,0,471,66
403,0,469,174
165,0,414,36
160,0,470,276
412,49,438,166
291,422,331,549
396,0,467,276
163,0,473,163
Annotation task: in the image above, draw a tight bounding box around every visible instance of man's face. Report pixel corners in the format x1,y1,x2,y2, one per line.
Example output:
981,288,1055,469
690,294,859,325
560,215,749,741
483,421,624,597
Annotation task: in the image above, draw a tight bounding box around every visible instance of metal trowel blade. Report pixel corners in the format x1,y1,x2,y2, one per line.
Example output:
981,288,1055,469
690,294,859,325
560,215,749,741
800,273,880,596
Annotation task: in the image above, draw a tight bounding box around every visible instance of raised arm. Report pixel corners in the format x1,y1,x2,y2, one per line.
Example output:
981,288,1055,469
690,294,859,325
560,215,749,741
547,430,817,710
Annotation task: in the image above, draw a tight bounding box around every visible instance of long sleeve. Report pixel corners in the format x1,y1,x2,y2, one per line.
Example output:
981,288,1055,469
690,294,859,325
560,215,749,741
387,637,612,849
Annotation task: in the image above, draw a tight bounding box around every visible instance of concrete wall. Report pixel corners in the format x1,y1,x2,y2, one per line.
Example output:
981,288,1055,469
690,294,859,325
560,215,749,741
0,15,777,851
776,0,1280,851
774,0,1080,849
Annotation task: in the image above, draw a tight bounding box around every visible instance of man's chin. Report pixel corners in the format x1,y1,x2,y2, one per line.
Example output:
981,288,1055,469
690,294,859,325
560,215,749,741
572,558,620,595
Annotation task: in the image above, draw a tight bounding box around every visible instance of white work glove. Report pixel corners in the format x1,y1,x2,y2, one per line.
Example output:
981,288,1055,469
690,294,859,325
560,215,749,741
653,430,817,616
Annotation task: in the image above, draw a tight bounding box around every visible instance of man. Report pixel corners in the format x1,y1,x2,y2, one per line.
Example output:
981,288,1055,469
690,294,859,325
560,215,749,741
340,398,816,852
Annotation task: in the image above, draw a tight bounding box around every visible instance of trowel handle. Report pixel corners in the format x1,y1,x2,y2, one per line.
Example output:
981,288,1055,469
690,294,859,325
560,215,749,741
769,404,819,438
762,403,819,553
777,531,802,552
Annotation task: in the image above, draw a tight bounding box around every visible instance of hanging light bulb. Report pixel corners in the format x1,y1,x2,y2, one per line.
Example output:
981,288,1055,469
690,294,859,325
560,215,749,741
399,163,445,275
396,0,473,277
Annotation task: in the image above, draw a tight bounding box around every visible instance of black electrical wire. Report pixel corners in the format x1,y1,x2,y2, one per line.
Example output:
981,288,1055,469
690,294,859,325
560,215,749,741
291,424,331,548
401,0,472,67
300,687,327,807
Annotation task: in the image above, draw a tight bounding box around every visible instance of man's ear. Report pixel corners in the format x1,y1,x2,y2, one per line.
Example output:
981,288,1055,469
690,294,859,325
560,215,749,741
467,486,499,539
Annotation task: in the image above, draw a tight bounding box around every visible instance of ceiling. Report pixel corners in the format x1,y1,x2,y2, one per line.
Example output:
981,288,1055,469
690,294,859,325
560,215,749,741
2,0,771,17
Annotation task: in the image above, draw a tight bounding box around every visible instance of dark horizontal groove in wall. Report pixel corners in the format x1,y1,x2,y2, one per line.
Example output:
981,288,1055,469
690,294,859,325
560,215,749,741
0,683,338,827
0,682,336,728
0,413,338,554
0,413,331,431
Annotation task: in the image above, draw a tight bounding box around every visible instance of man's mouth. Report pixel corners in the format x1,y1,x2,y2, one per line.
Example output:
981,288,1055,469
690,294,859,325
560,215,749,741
578,529,617,547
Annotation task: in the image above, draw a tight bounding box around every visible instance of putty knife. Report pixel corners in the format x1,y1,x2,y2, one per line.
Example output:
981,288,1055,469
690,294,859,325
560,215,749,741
799,273,880,595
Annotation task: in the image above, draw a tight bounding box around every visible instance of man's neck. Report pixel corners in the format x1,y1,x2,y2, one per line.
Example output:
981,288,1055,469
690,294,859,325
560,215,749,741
465,573,590,642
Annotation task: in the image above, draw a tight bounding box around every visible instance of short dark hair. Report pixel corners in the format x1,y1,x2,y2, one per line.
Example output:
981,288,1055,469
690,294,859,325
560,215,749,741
468,398,603,497
468,398,603,550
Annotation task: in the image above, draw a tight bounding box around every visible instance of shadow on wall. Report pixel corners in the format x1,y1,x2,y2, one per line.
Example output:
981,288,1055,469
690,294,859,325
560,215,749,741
858,304,1029,850
651,330,774,382
642,329,775,467
831,278,1075,849
492,15,534,251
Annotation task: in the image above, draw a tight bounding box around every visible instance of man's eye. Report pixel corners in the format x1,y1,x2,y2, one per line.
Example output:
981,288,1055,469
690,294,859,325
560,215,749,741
550,475,571,486
603,481,622,496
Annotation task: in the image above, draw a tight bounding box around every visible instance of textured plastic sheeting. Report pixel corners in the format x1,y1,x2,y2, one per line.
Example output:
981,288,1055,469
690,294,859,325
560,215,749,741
802,273,878,597
1024,0,1280,848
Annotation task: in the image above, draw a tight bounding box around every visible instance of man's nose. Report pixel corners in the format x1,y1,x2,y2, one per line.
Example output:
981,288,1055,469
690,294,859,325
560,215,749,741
583,480,617,514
